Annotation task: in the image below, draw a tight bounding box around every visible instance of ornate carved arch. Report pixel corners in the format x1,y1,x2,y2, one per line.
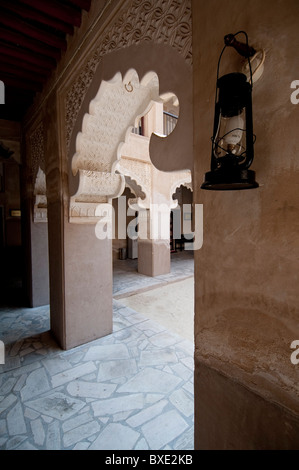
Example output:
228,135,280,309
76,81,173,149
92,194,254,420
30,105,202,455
70,69,173,223
29,121,48,223
33,167,47,223
65,0,192,150
169,172,193,208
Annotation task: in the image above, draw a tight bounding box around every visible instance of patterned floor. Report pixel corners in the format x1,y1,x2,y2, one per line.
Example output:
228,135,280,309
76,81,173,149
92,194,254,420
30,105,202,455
0,252,194,450
113,251,194,298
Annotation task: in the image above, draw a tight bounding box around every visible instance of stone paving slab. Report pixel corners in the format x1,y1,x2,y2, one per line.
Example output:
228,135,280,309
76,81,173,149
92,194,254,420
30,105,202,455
0,255,194,450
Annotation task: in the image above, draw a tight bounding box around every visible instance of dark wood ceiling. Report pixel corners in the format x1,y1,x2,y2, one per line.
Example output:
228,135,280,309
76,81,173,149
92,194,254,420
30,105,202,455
0,0,91,122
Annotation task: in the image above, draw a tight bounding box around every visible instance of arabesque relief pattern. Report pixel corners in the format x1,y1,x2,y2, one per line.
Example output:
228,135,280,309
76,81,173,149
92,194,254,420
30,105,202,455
65,0,192,149
69,70,162,223
30,122,44,184
33,167,48,223
117,157,152,209
29,122,48,223
168,172,192,208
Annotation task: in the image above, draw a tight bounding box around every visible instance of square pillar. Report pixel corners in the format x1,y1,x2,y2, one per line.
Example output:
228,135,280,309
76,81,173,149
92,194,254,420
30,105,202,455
48,206,113,350
138,239,170,277
30,218,49,307
137,206,171,277
44,95,114,350
21,187,49,308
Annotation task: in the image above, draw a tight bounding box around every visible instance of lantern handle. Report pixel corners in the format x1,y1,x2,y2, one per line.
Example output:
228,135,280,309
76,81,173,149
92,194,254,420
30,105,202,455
216,31,254,88
224,33,256,58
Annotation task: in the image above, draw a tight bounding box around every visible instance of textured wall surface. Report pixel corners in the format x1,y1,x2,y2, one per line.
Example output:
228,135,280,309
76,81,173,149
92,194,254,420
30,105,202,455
23,0,193,349
193,0,299,449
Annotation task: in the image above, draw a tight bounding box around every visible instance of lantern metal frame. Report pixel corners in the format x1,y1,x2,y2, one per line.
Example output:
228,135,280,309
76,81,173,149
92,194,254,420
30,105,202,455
201,31,259,191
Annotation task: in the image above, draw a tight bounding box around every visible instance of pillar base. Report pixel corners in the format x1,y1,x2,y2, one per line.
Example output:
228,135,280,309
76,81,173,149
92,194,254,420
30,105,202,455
49,211,113,350
138,239,170,277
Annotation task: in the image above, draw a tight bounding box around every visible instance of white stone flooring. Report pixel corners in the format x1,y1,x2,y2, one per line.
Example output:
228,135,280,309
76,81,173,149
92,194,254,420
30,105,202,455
0,252,194,450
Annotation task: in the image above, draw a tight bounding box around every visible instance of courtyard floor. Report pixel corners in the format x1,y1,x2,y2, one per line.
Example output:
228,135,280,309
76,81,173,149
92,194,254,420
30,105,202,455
0,252,194,450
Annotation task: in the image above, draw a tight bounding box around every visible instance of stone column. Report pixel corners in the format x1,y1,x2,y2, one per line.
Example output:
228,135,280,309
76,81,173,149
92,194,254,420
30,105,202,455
23,127,49,308
137,205,171,277
62,221,113,350
30,167,49,307
22,188,47,308
45,96,116,350
29,215,49,308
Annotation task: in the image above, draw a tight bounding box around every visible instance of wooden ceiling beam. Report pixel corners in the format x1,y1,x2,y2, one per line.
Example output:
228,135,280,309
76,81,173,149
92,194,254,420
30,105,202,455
4,87,35,105
67,0,91,11
17,0,82,27
0,63,48,83
0,1,74,35
0,105,30,121
0,54,51,76
0,27,61,60
0,44,56,70
0,73,42,91
0,10,67,50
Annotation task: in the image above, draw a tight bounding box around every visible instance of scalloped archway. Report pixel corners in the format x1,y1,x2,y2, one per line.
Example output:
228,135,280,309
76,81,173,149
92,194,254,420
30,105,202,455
69,68,191,223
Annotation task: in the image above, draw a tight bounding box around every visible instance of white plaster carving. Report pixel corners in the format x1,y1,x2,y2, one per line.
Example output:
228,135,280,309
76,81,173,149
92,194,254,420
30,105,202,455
117,157,152,209
34,166,46,196
70,70,162,223
30,122,44,184
70,66,192,225
169,171,192,208
72,70,159,176
183,181,193,192
65,0,192,149
29,122,48,222
69,171,125,223
125,176,145,198
69,202,108,225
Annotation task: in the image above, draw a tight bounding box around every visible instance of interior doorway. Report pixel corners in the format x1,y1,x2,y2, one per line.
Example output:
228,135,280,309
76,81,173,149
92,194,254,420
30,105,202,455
0,157,24,307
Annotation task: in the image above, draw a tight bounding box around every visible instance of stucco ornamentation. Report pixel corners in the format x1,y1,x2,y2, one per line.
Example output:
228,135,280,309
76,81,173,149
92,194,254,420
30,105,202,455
29,123,47,223
70,70,162,223
30,122,44,184
183,182,193,192
117,157,152,209
169,171,193,208
33,167,48,223
65,0,192,149
125,175,146,202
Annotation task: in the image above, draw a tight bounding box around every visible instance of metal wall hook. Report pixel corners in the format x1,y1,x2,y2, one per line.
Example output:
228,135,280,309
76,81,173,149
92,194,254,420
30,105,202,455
224,33,256,58
125,82,133,93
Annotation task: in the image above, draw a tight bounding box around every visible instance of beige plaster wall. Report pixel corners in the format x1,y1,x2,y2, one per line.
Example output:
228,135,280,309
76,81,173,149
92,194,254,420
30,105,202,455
24,0,193,349
67,41,193,196
193,0,299,449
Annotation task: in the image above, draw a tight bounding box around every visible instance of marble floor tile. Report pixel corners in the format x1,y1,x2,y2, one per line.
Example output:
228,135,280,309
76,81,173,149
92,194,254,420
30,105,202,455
97,359,138,381
92,393,144,416
0,252,194,450
141,410,189,449
117,367,182,394
24,392,86,421
89,423,140,450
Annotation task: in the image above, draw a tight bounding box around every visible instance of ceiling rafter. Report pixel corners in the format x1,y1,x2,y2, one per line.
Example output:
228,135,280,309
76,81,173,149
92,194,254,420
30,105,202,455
0,1,74,35
0,27,62,60
67,0,91,11
0,10,67,50
0,54,52,76
0,0,92,121
0,43,56,69
0,63,48,83
17,0,82,27
1,73,43,91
